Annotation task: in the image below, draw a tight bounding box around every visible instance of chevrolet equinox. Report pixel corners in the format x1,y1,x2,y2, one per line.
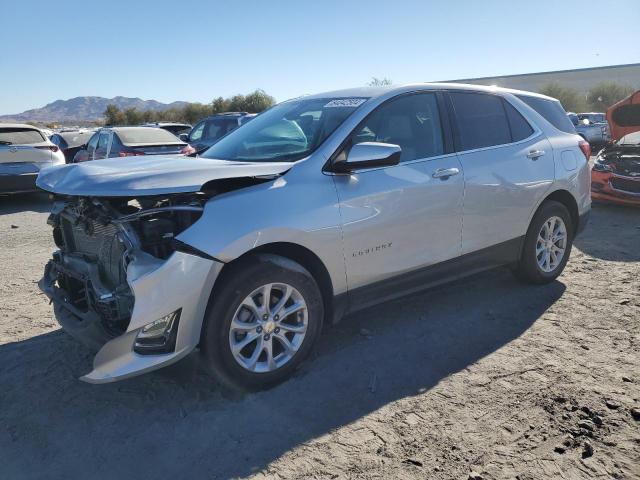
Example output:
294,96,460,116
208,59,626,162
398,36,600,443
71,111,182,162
37,84,591,390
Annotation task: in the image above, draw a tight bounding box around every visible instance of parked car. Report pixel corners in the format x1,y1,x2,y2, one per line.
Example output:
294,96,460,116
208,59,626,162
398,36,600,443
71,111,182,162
72,126,194,162
591,131,640,207
37,84,590,390
567,112,610,146
142,122,192,136
0,123,65,194
577,112,606,125
50,131,96,163
184,112,256,153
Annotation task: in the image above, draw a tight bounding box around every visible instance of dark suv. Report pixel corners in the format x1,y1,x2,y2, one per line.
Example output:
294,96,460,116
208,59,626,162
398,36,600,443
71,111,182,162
184,112,256,153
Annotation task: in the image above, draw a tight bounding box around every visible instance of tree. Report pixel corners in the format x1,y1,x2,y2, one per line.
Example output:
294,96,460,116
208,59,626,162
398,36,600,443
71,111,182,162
123,107,143,126
586,82,634,111
538,82,586,112
104,104,127,125
368,77,393,87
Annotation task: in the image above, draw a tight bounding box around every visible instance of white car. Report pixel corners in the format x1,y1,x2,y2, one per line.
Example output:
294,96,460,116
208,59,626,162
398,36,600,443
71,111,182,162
37,84,591,390
0,123,65,194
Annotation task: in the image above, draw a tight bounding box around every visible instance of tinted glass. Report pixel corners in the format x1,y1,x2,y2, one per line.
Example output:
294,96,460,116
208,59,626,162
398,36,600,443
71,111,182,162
116,128,181,144
349,93,444,163
450,92,510,150
503,100,534,141
189,122,205,142
86,133,99,152
96,132,110,150
201,97,367,162
58,131,94,148
203,118,238,141
516,95,575,134
0,128,45,145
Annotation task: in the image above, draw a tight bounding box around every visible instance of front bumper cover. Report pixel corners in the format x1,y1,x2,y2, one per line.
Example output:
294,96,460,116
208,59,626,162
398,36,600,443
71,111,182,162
40,250,223,383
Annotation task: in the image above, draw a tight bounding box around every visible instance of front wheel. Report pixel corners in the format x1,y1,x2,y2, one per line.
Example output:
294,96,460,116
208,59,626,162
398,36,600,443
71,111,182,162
201,255,323,391
513,201,573,284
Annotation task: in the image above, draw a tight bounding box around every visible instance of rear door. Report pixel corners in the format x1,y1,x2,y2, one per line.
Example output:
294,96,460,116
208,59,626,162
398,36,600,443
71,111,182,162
333,92,464,296
448,91,554,254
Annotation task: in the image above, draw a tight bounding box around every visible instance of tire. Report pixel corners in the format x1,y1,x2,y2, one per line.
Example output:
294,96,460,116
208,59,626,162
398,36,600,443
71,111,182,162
201,254,324,391
513,201,573,284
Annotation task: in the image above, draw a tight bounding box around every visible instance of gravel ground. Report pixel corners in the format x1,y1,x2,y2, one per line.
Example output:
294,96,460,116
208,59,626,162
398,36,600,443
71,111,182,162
0,192,638,480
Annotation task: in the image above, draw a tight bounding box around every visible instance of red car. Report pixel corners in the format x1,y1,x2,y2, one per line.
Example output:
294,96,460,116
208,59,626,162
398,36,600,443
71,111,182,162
591,91,640,207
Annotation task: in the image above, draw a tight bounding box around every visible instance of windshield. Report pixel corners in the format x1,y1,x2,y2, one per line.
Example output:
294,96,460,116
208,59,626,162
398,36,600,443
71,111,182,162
200,97,368,162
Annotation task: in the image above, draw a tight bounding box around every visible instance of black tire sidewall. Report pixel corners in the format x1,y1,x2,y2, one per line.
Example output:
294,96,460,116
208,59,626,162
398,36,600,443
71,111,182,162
201,255,323,391
519,201,574,283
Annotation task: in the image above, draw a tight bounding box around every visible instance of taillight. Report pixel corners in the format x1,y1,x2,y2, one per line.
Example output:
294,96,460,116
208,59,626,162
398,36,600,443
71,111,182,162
118,150,145,157
180,145,196,155
36,145,59,152
578,140,591,161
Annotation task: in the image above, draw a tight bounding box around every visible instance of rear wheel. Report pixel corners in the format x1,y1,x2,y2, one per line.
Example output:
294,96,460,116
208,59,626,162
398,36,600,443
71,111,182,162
513,201,573,284
201,255,323,391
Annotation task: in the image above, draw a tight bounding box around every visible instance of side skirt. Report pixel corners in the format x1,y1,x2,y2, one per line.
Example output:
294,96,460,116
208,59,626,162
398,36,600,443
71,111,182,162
334,236,524,318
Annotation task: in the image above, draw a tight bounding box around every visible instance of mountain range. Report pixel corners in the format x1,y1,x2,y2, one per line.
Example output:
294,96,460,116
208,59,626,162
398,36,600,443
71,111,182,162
0,96,189,123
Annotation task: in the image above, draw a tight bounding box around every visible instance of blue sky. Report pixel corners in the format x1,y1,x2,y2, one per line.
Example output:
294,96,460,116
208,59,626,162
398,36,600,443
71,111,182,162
1,0,639,115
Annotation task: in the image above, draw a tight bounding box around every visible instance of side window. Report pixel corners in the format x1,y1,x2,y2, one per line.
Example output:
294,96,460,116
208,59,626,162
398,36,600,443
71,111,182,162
516,95,575,134
450,92,511,150
348,93,444,163
86,133,99,153
189,122,204,142
96,132,110,151
503,100,534,142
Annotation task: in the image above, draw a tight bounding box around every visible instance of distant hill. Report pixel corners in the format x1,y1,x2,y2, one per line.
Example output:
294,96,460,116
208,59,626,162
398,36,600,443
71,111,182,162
0,96,189,123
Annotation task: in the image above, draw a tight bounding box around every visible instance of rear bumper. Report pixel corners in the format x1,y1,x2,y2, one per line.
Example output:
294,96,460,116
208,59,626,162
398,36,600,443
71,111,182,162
591,170,640,207
40,250,224,383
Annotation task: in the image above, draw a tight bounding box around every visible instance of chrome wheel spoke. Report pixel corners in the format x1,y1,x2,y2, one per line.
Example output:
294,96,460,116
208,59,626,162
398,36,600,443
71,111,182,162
272,285,292,317
231,332,259,354
280,302,305,320
279,322,306,334
245,336,264,371
274,333,296,355
261,284,273,313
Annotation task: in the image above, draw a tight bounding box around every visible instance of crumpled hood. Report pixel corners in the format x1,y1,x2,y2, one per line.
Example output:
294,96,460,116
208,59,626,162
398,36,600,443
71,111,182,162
36,155,293,196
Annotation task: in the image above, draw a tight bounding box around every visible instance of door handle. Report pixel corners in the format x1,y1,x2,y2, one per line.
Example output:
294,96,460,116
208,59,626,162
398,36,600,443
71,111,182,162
432,167,460,179
527,149,545,160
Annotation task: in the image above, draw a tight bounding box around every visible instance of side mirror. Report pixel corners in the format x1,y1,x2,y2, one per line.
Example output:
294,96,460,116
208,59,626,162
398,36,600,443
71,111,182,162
179,133,189,142
333,142,401,173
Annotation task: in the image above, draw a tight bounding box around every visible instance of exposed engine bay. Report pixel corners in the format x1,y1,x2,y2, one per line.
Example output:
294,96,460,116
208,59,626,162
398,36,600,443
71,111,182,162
40,193,209,342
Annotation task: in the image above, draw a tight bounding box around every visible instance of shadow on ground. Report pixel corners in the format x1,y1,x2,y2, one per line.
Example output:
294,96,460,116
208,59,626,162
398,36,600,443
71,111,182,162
0,268,565,479
0,192,50,215
574,203,640,262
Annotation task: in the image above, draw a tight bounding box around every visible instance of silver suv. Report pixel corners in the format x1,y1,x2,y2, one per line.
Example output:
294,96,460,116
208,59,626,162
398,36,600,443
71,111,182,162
37,84,591,390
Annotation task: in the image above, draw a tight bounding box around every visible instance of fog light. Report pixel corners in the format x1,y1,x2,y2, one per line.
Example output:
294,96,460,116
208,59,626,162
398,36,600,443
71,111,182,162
134,309,181,354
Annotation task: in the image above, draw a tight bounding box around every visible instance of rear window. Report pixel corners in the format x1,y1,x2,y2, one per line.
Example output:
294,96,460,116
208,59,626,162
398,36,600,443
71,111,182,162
450,92,511,150
516,95,575,134
59,131,94,148
116,128,182,145
0,128,45,145
503,100,534,141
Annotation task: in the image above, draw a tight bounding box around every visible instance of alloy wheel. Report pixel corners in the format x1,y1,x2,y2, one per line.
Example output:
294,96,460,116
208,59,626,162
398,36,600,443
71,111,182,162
536,216,567,273
228,283,308,373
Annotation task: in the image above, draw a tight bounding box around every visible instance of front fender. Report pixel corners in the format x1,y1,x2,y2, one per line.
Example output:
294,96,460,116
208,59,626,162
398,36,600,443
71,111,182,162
176,170,347,296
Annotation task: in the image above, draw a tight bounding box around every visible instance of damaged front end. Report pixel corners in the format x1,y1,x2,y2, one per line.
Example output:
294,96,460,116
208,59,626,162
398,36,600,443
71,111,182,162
39,193,222,383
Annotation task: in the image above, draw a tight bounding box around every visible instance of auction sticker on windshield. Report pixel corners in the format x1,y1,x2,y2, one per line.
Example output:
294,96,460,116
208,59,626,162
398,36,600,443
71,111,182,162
324,98,367,108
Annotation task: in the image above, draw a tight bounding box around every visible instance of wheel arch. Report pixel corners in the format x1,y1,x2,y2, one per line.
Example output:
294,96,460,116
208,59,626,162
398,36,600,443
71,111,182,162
535,189,580,235
207,242,337,332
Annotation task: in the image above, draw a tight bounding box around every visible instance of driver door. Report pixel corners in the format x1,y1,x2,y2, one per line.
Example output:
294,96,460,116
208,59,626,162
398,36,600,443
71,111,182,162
332,92,464,306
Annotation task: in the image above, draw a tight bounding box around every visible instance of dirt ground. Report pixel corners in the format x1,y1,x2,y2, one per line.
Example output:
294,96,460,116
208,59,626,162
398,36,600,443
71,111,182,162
0,192,638,480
